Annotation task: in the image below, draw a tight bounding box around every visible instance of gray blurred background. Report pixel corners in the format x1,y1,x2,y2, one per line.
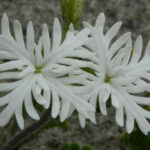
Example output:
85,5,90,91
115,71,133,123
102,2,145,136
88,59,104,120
0,0,149,150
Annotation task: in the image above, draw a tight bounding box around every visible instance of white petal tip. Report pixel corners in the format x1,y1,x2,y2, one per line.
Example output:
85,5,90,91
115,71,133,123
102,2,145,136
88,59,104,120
90,118,96,124
83,21,87,26
44,104,49,109
127,32,131,37
89,106,96,113
34,115,40,120
60,118,65,122
42,23,49,32
127,128,133,134
54,17,59,24
80,123,86,128
51,113,58,119
83,21,92,29
28,21,33,25
101,111,107,116
43,23,47,28
117,21,122,27
20,126,24,130
116,121,124,127
2,13,8,19
98,12,105,18
14,20,20,25
69,23,74,31
137,35,142,41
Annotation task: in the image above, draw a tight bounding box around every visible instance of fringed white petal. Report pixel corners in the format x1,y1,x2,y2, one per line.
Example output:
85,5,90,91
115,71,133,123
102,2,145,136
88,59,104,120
145,41,150,56
0,60,25,71
115,103,124,127
60,101,70,122
95,13,105,31
26,21,35,55
52,18,62,51
78,114,86,128
111,94,120,108
0,51,16,59
51,89,60,118
1,13,11,35
105,21,122,49
19,66,35,77
42,24,51,56
15,100,24,129
109,32,131,58
98,89,107,115
126,109,134,134
61,28,91,51
24,90,40,120
13,20,25,50
36,74,49,91
0,102,15,126
0,72,20,80
43,90,51,109
35,38,43,66
129,35,142,64
63,24,74,44
88,89,98,123
0,81,21,92
32,85,46,105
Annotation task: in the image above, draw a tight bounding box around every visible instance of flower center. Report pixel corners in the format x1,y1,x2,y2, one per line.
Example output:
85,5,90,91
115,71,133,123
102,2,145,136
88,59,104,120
35,66,43,74
104,74,113,84
105,75,110,83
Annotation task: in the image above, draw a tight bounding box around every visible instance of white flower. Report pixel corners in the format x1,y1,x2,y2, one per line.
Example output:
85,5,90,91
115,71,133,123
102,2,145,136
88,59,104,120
81,12,150,135
0,13,94,129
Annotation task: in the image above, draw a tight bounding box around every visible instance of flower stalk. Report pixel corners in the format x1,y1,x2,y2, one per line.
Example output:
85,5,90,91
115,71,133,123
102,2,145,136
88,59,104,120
2,107,51,150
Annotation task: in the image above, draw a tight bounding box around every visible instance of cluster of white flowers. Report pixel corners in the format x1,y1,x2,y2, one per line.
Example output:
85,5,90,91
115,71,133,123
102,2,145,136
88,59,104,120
0,12,150,135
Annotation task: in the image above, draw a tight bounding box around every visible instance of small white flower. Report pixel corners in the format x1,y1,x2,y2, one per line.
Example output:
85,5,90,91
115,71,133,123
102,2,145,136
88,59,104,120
0,13,94,129
81,12,150,135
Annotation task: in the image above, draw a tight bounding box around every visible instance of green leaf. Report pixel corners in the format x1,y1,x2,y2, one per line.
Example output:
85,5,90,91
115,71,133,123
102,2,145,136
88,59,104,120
60,0,83,39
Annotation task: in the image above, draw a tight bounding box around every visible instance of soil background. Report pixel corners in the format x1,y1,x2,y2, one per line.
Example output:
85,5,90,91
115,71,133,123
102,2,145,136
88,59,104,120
0,0,150,150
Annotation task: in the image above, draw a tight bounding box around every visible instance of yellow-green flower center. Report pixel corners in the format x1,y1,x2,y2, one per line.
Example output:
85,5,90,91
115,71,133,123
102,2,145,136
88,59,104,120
35,66,43,74
104,75,112,84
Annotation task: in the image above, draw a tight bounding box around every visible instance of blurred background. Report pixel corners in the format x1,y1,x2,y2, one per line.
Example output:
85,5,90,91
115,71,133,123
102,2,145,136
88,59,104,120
0,0,150,150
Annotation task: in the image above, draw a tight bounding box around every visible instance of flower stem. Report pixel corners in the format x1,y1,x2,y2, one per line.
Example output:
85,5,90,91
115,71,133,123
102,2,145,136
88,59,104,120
2,107,51,150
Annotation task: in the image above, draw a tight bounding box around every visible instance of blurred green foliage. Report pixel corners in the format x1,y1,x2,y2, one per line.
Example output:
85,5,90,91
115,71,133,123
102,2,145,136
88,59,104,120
58,142,92,150
60,0,83,39
121,126,150,150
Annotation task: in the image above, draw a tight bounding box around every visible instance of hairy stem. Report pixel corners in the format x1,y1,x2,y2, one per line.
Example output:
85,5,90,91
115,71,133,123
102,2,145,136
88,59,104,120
2,108,51,150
